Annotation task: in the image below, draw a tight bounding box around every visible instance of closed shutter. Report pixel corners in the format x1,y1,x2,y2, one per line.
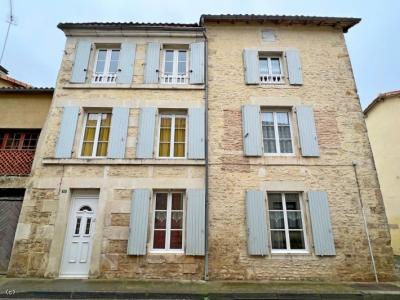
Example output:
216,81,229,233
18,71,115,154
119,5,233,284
107,107,129,159
116,42,136,84
127,189,151,255
144,42,160,84
286,49,303,85
55,106,80,158
243,49,259,84
308,191,336,256
296,105,320,157
136,107,156,159
246,190,269,255
242,105,263,156
187,107,205,159
189,42,205,84
71,40,91,83
185,189,205,256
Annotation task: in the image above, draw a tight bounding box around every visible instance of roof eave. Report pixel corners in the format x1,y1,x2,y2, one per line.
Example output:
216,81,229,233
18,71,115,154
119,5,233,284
57,23,204,33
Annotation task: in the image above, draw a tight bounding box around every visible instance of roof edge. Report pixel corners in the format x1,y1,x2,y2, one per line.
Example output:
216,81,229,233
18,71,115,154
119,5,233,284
57,22,203,32
364,90,400,115
0,87,54,94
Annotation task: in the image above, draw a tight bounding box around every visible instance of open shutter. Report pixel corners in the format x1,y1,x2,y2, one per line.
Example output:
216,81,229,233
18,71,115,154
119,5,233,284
242,105,263,156
136,107,156,159
286,49,303,85
189,42,205,84
246,190,269,255
71,40,91,83
308,191,336,256
116,42,136,84
144,42,160,84
188,107,205,159
55,106,79,158
107,107,129,158
127,189,151,255
185,189,205,256
243,49,259,84
296,105,320,157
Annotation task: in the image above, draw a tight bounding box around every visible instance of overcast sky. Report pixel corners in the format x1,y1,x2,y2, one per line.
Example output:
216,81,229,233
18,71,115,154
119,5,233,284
0,0,399,108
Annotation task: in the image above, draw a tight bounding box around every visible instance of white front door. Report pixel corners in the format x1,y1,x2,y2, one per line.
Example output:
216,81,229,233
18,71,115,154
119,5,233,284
60,196,98,278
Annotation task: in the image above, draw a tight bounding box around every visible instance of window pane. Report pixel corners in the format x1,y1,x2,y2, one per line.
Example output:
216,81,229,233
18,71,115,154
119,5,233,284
271,58,281,74
109,60,118,73
264,140,277,153
154,211,167,229
262,112,274,125
172,193,183,210
159,143,170,157
164,50,174,74
178,61,186,74
81,142,94,156
285,194,300,210
96,142,108,156
97,50,107,60
268,193,283,210
279,140,293,153
174,129,186,143
277,112,289,125
171,212,183,229
278,126,291,139
263,125,275,139
83,127,96,141
98,127,110,142
259,58,269,74
155,193,168,210
287,211,303,229
85,218,92,235
289,231,305,249
101,113,111,126
174,143,185,157
95,50,107,73
111,50,120,61
170,230,182,249
271,231,286,249
153,230,165,249
269,211,284,229
74,217,81,235
86,113,98,126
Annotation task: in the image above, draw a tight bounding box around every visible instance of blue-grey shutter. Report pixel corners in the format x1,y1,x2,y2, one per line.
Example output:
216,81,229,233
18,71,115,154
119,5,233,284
71,40,91,83
116,42,136,84
55,106,79,158
136,107,156,159
127,189,151,255
144,42,160,84
286,49,303,85
242,105,263,156
107,107,129,158
189,42,205,84
308,191,336,256
246,190,268,255
188,107,205,159
296,105,320,157
185,189,205,256
243,49,259,84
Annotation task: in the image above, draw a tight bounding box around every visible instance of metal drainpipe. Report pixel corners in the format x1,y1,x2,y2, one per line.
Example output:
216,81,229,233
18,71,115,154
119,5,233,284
202,28,209,281
353,162,379,283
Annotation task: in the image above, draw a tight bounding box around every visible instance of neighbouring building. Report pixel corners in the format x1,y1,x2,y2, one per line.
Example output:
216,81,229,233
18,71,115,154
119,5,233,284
364,90,400,256
0,66,53,274
7,15,395,281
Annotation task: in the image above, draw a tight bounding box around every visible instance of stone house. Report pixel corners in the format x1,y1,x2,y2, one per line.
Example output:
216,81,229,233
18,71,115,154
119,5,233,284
7,15,395,281
0,66,53,274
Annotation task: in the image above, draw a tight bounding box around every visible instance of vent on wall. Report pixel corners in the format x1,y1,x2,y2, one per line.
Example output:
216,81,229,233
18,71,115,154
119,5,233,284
261,29,277,42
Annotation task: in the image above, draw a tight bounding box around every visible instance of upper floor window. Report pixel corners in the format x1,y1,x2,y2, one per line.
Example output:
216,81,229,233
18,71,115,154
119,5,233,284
158,113,187,158
161,49,188,84
259,56,284,84
262,111,293,155
0,131,40,150
80,112,112,157
92,49,120,84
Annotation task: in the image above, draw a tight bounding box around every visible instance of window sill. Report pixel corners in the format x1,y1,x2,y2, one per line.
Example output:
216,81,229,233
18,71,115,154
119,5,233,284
64,83,205,90
149,250,184,254
271,250,310,255
42,158,205,166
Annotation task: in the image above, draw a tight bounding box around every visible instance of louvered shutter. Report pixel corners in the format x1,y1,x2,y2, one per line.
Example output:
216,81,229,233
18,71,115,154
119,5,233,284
243,49,259,84
107,107,129,158
189,42,205,84
127,189,151,255
188,107,205,159
144,42,160,84
136,107,156,159
296,105,320,157
55,106,80,158
308,191,336,256
246,190,269,255
242,105,263,156
116,42,136,84
185,189,205,256
286,49,303,85
71,41,91,83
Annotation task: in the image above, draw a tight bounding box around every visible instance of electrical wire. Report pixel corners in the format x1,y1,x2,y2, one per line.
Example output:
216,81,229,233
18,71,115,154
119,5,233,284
0,0,14,65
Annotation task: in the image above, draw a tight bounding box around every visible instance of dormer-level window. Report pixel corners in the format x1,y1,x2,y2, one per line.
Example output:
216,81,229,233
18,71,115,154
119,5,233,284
161,49,188,84
259,56,284,84
92,49,120,83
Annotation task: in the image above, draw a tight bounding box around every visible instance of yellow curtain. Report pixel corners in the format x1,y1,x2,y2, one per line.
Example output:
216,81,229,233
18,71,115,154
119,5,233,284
174,118,186,157
81,127,96,156
159,117,171,157
101,113,111,126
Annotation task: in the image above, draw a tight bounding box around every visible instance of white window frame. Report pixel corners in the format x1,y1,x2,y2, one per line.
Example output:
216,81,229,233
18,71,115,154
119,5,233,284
78,111,111,158
267,192,308,254
150,191,185,254
258,55,285,84
157,113,188,159
161,49,189,84
261,110,295,156
92,48,120,84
